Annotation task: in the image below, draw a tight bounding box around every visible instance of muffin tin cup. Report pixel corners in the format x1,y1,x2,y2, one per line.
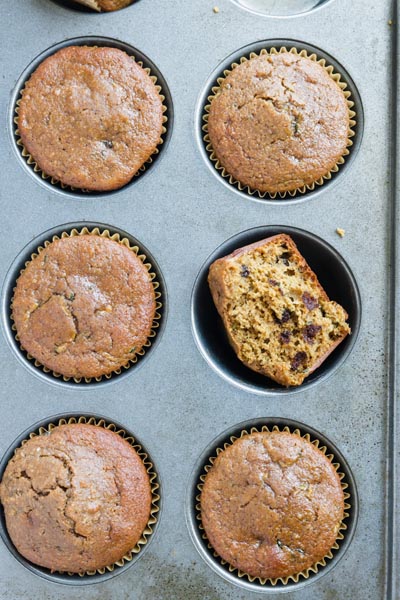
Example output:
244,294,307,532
0,413,161,586
9,36,173,199
228,0,336,18
186,417,358,594
1,222,167,389
191,225,361,396
196,39,363,205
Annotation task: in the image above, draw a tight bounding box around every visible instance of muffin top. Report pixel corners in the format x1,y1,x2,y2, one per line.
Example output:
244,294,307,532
12,234,156,379
72,0,134,11
201,430,345,580
0,423,152,573
207,51,350,194
18,46,164,191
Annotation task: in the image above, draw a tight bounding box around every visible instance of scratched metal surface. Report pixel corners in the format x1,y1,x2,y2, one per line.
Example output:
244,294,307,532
0,0,396,598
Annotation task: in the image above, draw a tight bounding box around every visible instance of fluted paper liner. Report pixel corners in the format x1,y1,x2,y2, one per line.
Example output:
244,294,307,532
202,46,357,200
13,50,168,193
195,424,351,586
8,415,160,578
10,227,163,383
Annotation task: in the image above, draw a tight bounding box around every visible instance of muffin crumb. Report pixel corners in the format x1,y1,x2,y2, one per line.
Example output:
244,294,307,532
336,228,346,238
213,6,220,13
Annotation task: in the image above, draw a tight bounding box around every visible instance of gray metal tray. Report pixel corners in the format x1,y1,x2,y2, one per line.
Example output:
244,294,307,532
0,0,397,599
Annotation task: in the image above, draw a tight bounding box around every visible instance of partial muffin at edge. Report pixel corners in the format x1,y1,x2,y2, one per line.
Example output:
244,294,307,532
207,51,350,194
0,423,152,573
11,234,156,379
200,430,345,580
18,46,164,191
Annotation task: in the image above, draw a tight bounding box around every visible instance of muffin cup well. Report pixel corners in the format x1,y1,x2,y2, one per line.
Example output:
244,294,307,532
0,413,161,585
191,225,361,396
2,222,166,389
197,40,363,204
186,418,358,593
11,36,172,198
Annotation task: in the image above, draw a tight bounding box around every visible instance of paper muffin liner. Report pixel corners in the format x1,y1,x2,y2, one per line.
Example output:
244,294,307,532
13,50,168,194
10,226,163,383
202,46,357,200
195,424,351,586
10,415,160,578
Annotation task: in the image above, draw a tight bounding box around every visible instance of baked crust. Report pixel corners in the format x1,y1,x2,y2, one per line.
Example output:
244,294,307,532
18,46,163,191
0,424,152,573
208,51,350,194
201,430,345,580
12,235,156,379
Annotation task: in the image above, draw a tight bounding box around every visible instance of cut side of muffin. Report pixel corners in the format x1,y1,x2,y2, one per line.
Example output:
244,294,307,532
208,234,350,386
201,430,345,580
0,423,152,573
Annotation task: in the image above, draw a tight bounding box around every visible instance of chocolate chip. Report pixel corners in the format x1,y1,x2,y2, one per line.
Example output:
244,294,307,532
240,265,250,278
103,140,113,149
272,308,291,325
302,292,318,310
280,252,291,266
280,330,291,344
268,279,279,286
291,351,307,371
303,324,322,344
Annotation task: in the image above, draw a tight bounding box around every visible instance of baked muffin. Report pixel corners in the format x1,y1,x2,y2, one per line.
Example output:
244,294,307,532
208,234,350,386
18,46,164,191
71,0,134,10
12,234,156,379
0,423,152,573
207,50,350,194
201,430,345,580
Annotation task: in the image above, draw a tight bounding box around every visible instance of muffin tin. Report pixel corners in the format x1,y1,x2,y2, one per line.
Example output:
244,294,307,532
0,0,397,599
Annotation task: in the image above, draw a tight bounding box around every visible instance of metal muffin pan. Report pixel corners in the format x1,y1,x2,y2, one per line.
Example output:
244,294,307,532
195,38,364,205
0,221,168,390
186,417,358,594
0,0,397,598
0,413,161,586
228,0,336,18
191,225,361,396
8,35,173,200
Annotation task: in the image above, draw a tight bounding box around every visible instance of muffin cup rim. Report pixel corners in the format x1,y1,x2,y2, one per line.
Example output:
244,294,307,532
194,37,364,206
8,35,173,200
0,412,162,586
186,417,358,594
228,0,336,19
190,224,362,396
1,221,168,390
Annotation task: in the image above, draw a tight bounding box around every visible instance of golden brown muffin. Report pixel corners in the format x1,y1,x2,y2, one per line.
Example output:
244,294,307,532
71,0,134,10
208,234,350,386
12,234,156,379
207,51,350,194
201,430,345,580
18,46,164,191
0,423,152,573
